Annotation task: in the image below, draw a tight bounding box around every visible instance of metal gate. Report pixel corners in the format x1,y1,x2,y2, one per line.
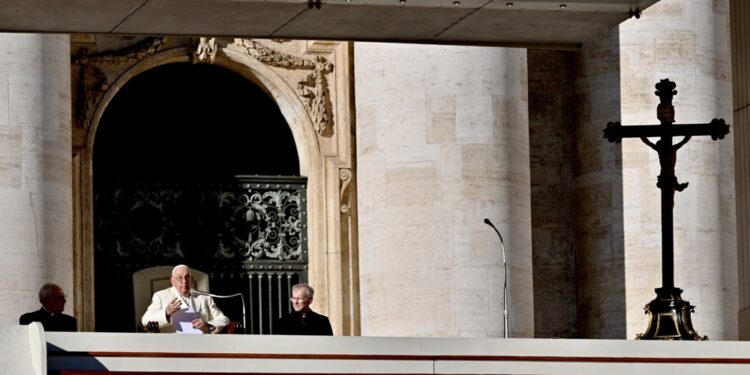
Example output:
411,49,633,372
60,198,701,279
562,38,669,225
94,175,307,334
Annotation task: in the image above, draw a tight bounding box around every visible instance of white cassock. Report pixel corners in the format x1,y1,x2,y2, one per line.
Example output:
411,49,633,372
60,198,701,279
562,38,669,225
141,286,229,333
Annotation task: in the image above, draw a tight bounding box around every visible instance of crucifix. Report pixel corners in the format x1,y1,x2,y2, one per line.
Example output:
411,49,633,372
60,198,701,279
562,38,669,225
603,79,729,340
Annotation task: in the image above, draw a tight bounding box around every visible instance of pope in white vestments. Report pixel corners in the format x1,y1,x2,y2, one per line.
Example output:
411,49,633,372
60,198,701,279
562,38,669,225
141,265,229,334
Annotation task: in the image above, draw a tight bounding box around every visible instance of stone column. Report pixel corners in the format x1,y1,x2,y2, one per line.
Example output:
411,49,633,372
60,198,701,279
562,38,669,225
573,27,628,339
730,0,750,340
0,34,73,327
620,0,735,340
355,43,533,337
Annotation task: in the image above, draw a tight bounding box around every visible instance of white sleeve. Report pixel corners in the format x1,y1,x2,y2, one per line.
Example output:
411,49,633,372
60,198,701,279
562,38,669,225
141,292,170,328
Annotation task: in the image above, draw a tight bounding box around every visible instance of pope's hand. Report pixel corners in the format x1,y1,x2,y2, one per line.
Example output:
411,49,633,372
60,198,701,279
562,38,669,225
192,318,207,330
166,298,181,317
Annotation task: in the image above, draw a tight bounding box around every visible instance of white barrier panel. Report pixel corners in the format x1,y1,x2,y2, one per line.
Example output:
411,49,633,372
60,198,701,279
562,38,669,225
1,323,44,375
44,331,750,375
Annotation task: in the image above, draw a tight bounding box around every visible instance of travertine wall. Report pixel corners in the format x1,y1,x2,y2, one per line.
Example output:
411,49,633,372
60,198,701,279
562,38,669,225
0,34,73,326
355,43,533,337
731,0,750,340
526,0,738,340
575,0,736,339
573,26,628,339
528,50,579,338
618,0,736,340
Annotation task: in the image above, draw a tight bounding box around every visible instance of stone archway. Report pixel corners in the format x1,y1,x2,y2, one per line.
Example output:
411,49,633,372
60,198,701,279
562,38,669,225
71,37,358,335
93,62,305,333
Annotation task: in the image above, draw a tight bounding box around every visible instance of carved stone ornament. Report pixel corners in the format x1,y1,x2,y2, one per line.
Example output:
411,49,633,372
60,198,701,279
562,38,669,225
193,37,217,64
72,37,167,131
339,168,352,214
230,38,335,137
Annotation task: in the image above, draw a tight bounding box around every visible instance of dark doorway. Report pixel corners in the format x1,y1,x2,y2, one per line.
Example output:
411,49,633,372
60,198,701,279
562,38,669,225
93,63,306,333
94,63,299,181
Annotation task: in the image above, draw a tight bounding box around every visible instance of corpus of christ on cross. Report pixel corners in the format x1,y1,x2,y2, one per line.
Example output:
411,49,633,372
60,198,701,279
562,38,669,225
603,79,730,340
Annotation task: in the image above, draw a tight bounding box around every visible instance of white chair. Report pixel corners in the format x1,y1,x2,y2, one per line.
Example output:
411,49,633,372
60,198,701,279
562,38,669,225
132,266,209,332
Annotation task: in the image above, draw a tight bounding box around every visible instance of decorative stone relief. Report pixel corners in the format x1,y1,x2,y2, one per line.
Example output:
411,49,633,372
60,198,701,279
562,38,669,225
72,37,167,131
339,168,352,214
72,37,335,138
193,37,217,64
230,38,335,137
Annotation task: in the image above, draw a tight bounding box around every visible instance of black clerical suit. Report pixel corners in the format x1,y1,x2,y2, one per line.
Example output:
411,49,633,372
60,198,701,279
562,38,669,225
19,308,77,332
278,309,333,336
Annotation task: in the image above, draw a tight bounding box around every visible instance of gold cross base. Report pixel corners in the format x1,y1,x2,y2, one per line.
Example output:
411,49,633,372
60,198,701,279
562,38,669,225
636,287,707,340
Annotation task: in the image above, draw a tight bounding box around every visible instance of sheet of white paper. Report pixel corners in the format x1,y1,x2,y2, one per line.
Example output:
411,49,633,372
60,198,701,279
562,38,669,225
177,321,202,334
171,308,202,334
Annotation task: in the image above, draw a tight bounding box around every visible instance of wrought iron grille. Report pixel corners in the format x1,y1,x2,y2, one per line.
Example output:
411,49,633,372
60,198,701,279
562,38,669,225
93,176,307,334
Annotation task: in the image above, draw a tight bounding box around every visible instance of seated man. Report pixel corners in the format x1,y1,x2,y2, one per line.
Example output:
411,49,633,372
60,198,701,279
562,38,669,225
278,283,333,335
19,283,77,332
141,264,229,333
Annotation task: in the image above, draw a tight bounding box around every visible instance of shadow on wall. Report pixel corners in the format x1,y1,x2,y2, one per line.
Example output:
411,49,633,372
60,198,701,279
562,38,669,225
527,26,625,339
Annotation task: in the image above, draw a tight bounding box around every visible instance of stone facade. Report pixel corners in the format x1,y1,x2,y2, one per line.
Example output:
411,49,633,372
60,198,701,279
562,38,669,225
617,0,736,340
0,34,73,327
528,49,579,338
355,43,533,337
731,0,750,339
526,0,737,339
569,24,630,339
0,0,746,347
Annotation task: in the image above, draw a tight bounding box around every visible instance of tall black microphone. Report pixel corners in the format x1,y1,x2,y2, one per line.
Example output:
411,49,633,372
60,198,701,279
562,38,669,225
484,218,509,338
191,289,246,334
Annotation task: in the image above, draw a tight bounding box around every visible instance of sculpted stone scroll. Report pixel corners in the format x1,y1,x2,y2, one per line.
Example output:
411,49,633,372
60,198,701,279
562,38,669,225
229,38,334,137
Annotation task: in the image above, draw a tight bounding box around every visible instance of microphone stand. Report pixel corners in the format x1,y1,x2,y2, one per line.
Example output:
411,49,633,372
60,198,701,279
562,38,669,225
484,218,509,338
191,289,246,334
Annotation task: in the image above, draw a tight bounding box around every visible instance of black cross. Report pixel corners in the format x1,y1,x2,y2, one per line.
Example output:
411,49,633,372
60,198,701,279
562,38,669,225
604,79,729,289
603,79,729,339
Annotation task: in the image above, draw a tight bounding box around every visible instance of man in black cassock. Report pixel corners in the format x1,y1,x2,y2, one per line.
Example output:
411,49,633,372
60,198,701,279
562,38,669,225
278,283,332,336
20,283,77,332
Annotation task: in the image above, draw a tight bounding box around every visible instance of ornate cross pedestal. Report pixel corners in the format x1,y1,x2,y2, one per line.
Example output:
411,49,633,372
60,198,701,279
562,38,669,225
637,287,703,340
603,79,730,340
